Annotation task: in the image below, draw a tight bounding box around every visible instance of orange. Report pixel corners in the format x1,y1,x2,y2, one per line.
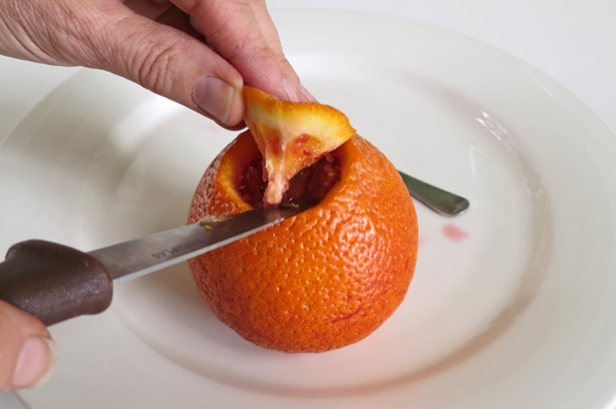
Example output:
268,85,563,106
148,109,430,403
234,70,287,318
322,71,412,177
187,88,418,353
243,86,356,206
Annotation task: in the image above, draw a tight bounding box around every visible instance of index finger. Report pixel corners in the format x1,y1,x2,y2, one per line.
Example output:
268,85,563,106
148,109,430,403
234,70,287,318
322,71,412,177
172,0,310,101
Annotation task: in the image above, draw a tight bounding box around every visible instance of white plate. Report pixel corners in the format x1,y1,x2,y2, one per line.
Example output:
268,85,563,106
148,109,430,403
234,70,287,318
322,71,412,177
3,10,616,409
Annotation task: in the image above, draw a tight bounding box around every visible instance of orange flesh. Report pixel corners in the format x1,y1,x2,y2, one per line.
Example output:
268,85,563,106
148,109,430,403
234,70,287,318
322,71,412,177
236,150,341,208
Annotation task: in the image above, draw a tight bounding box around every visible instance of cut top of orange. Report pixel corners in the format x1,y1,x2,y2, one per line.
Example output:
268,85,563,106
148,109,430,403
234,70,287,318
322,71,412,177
243,86,356,206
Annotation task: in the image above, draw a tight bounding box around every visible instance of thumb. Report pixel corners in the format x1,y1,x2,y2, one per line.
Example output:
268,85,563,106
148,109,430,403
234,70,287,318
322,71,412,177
0,300,56,392
185,0,312,102
67,3,245,127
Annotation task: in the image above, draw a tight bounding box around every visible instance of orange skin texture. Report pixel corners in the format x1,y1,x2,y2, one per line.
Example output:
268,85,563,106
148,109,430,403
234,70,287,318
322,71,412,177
187,132,418,353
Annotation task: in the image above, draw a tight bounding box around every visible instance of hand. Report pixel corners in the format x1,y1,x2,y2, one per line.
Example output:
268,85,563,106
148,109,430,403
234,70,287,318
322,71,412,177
0,0,313,128
0,300,56,392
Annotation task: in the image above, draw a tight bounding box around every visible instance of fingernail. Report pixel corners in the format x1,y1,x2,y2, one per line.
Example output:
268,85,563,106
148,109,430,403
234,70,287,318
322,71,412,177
282,77,305,102
12,337,57,389
282,78,316,102
300,85,317,102
193,76,234,123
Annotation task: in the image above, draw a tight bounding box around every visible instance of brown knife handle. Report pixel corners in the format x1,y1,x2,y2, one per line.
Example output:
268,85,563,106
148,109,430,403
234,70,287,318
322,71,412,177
0,240,113,326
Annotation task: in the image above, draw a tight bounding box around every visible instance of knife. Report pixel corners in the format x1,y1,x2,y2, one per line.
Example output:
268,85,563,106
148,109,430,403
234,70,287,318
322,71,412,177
0,202,314,326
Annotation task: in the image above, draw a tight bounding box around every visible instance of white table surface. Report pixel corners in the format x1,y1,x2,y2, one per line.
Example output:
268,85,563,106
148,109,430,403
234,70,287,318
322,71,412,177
1,0,615,138
1,0,615,408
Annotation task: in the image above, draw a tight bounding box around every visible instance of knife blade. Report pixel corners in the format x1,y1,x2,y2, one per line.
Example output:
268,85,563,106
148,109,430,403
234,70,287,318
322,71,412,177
0,202,314,326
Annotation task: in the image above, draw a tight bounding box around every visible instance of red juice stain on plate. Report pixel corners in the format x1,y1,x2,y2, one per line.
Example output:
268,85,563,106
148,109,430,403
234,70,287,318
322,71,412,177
442,223,469,242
